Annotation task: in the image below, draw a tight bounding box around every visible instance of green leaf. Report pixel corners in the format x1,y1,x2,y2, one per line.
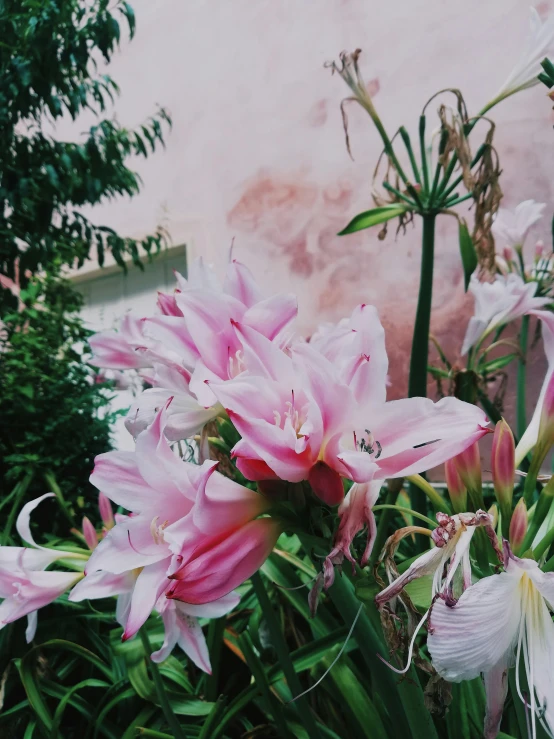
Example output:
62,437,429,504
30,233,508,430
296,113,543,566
50,678,109,738
458,220,478,291
480,353,518,373
338,205,410,236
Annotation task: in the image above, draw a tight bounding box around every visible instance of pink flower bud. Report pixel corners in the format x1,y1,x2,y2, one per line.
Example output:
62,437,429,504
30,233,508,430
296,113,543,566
491,419,515,512
453,441,482,502
445,457,467,513
82,516,98,551
539,372,554,451
535,240,545,259
308,462,345,506
503,246,514,263
98,493,115,529
509,498,527,552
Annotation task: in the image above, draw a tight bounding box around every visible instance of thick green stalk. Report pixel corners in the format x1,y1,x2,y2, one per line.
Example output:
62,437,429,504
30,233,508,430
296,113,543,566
251,572,324,739
408,215,436,397
204,617,226,702
139,629,187,739
369,483,402,566
517,315,529,440
408,214,436,523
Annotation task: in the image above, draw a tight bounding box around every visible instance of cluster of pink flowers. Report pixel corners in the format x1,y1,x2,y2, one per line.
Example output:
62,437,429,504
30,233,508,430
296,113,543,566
0,256,490,673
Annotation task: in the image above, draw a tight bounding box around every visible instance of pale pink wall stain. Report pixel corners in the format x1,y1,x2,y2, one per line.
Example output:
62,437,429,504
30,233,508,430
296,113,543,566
60,0,552,413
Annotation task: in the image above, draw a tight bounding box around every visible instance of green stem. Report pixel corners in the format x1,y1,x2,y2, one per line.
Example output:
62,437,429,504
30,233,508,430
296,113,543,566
522,483,554,552
372,504,437,528
477,390,502,425
428,132,448,205
406,474,450,513
437,144,487,203
204,617,226,702
251,572,324,739
408,214,436,523
381,181,417,207
369,486,401,566
442,192,474,208
533,523,554,561
517,315,529,440
329,576,438,739
408,215,436,397
418,116,430,194
139,629,186,739
399,126,422,185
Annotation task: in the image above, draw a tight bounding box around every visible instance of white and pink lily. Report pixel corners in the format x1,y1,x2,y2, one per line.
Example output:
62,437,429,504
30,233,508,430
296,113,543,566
492,200,546,250
491,8,554,102
461,274,550,355
78,403,280,644
209,307,490,506
89,256,297,442
428,549,554,739
0,494,87,641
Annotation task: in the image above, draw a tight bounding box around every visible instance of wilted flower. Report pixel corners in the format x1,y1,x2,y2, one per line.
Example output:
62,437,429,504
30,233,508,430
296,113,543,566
323,481,381,588
428,549,554,739
375,511,501,673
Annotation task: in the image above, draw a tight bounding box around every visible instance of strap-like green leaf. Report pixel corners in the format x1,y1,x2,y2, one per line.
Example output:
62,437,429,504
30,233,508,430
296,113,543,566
338,204,410,235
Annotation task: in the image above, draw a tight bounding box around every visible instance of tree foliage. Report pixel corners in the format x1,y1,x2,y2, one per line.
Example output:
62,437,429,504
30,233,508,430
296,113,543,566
0,0,171,314
0,269,117,531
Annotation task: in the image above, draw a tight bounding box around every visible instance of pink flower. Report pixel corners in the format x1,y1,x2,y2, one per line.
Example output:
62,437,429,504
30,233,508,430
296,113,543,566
323,481,381,588
80,404,279,641
462,274,550,355
491,200,545,249
209,309,490,504
151,591,240,672
90,256,297,442
167,518,281,605
89,314,157,370
0,494,86,641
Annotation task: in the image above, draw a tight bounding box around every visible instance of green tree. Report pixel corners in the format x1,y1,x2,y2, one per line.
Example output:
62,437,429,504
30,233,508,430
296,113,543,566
0,0,171,314
0,268,117,533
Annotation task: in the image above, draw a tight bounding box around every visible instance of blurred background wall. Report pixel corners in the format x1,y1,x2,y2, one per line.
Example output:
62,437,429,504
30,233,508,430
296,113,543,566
63,0,554,445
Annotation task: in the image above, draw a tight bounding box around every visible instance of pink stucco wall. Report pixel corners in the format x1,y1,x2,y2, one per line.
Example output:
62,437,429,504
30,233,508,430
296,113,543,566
68,0,554,409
